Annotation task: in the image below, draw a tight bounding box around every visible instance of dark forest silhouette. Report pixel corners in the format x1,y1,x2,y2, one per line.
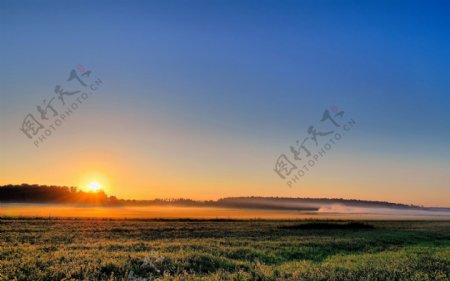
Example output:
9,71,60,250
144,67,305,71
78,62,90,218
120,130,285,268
0,184,429,210
0,184,112,205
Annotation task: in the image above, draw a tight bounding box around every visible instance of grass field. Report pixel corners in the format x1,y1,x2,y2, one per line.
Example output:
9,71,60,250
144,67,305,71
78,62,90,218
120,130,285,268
0,218,449,280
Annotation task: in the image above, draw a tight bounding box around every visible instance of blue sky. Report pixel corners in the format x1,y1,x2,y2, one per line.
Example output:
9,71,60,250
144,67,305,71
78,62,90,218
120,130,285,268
1,0,449,206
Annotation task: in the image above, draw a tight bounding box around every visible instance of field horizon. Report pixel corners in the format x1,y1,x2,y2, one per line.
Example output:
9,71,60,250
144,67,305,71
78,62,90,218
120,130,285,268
2,184,450,220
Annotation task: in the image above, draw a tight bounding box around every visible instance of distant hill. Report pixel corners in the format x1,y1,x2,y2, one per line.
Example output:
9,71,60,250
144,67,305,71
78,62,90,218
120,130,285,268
1,184,445,212
215,196,425,211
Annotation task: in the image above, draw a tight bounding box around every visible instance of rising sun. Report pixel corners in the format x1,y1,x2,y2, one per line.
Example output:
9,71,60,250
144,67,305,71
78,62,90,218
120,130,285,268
87,181,101,192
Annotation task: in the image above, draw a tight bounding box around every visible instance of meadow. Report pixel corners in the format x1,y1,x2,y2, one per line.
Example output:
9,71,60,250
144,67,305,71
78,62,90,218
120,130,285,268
0,218,449,281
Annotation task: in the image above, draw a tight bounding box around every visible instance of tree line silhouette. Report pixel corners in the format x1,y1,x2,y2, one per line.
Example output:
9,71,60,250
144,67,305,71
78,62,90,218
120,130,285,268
0,184,111,204
0,184,424,210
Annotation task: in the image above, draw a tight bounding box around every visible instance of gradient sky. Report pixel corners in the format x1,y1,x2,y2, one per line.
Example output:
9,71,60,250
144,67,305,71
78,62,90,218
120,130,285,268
1,0,449,207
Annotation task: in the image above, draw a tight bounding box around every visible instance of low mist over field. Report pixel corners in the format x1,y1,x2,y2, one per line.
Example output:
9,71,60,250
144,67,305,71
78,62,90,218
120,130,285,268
1,185,449,219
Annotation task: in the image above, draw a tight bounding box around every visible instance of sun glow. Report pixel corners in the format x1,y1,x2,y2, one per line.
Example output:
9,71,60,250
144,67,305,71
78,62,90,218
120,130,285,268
87,181,101,192
78,171,110,194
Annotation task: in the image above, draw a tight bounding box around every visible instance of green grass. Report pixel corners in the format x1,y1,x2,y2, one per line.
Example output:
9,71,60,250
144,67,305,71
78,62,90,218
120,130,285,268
0,218,449,280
